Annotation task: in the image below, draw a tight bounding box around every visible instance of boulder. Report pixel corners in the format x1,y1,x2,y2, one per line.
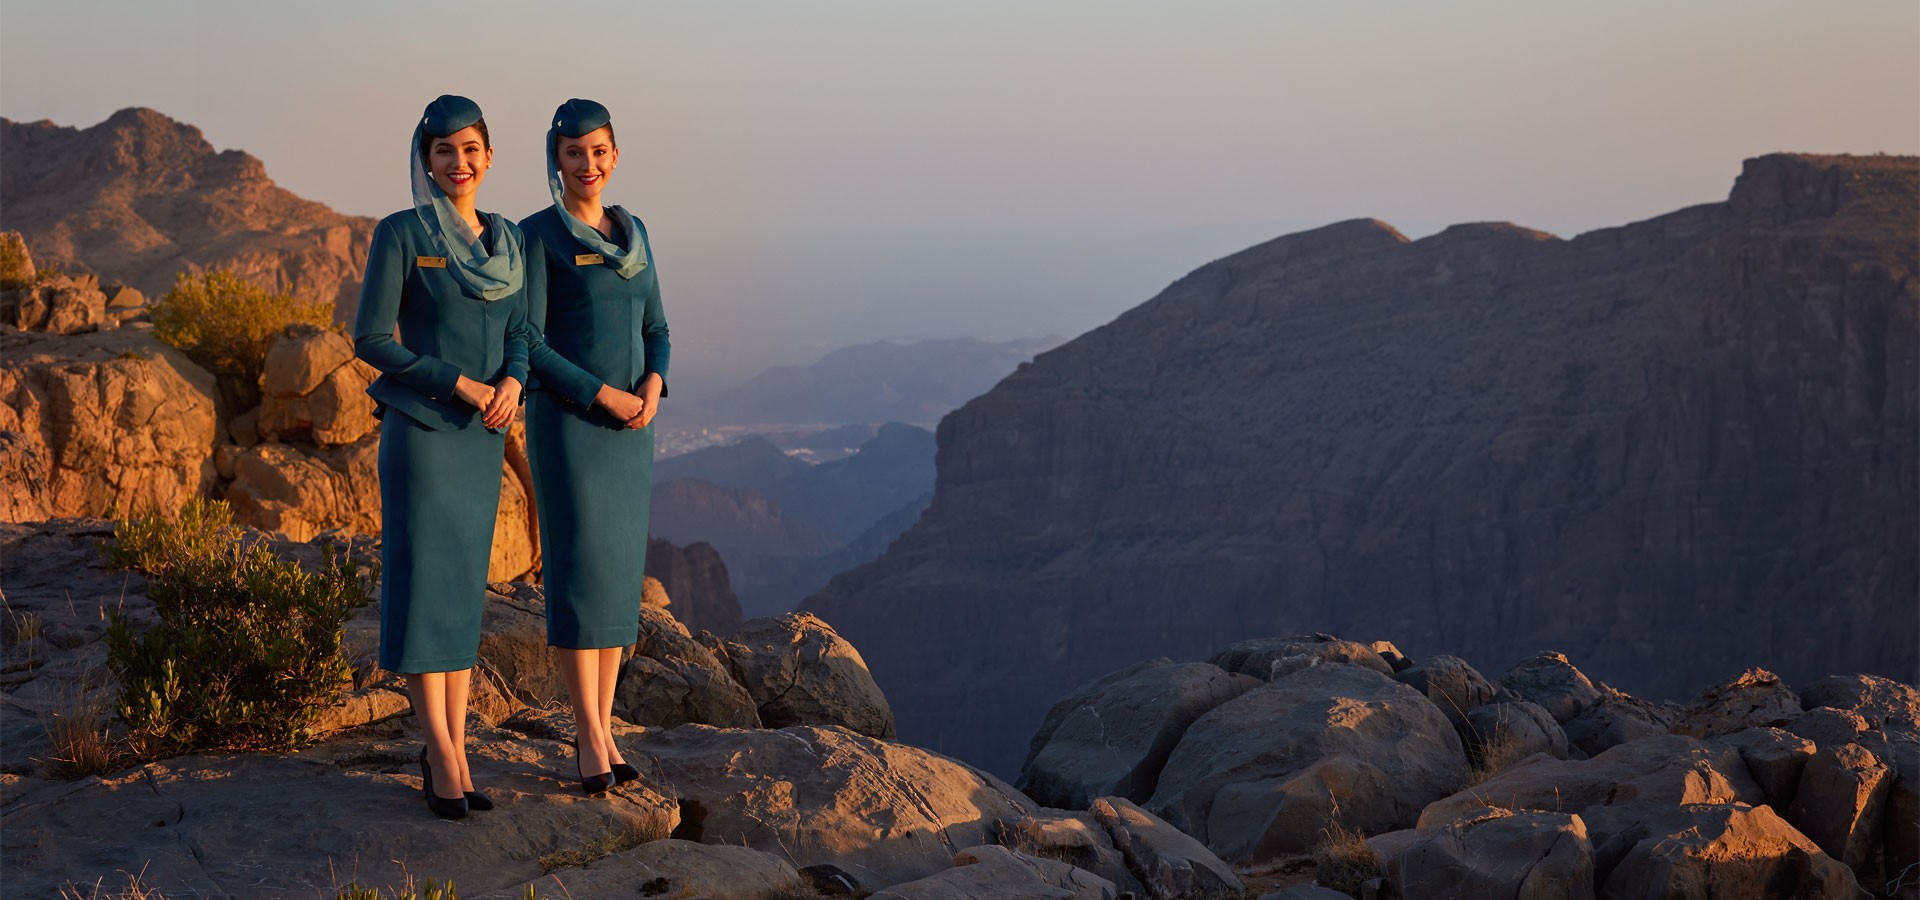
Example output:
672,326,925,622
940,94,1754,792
1390,807,1596,900
1869,733,1920,900
707,613,895,739
1672,668,1804,739
224,436,380,540
1708,727,1815,809
1369,640,1412,673
869,845,1118,900
1562,685,1676,757
479,839,802,900
0,732,680,897
1800,674,1920,734
632,724,1035,889
1148,664,1468,862
614,605,761,729
1208,634,1395,681
1395,655,1495,728
999,812,1138,895
3,273,105,334
1019,657,1259,808
1258,888,1354,900
476,583,565,711
1786,742,1892,873
1420,734,1765,882
254,325,378,448
1462,700,1569,771
1089,796,1242,900
1599,803,1865,900
1494,652,1602,725
0,328,217,522
1789,707,1871,749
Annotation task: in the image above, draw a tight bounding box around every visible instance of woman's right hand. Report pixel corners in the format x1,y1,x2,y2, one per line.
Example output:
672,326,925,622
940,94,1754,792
595,384,647,422
454,375,495,410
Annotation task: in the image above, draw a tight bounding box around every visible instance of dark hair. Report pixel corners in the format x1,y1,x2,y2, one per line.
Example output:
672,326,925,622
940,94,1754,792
419,117,491,159
552,124,617,158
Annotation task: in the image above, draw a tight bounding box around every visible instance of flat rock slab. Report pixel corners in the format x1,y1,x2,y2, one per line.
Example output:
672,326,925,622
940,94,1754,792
1,731,678,897
870,845,1118,899
633,724,1035,890
477,839,801,900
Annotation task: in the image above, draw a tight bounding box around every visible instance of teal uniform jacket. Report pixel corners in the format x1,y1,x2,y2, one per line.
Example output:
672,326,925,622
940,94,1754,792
355,209,528,673
518,205,670,649
356,211,531,430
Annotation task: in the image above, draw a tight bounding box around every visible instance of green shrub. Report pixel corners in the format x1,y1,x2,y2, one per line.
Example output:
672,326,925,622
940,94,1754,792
0,235,33,290
105,497,242,576
104,502,376,754
149,269,333,384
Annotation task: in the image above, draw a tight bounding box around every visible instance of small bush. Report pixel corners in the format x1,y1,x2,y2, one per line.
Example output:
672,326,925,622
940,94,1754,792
149,269,333,385
105,498,242,576
104,501,376,755
1313,820,1382,897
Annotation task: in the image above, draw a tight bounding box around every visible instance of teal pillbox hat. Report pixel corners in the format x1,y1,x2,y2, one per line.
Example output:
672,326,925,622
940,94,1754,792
422,94,484,136
552,98,612,138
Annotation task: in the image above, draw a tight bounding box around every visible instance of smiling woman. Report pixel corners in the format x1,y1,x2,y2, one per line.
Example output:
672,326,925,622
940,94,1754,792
352,94,531,821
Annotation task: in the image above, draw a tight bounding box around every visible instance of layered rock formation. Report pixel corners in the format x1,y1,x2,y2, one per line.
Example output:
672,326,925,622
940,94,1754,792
807,153,1920,776
0,108,374,322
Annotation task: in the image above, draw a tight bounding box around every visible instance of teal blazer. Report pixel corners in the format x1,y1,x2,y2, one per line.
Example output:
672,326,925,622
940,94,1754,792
354,211,531,430
518,206,671,428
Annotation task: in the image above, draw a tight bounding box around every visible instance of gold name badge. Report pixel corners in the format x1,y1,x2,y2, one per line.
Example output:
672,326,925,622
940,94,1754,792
416,256,447,268
575,253,606,266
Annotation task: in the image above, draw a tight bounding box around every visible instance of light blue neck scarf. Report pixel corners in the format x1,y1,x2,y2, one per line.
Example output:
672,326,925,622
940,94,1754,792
546,124,649,280
411,122,523,301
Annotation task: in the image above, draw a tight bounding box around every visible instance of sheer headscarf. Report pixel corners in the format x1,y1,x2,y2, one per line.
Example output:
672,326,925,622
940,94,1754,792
411,94,523,301
546,98,649,279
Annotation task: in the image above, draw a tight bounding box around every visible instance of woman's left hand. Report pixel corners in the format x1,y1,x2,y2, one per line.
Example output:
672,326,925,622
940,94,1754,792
483,376,522,429
623,374,663,430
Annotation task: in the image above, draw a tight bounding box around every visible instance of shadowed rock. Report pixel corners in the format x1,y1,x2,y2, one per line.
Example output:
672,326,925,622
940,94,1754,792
1390,807,1597,900
1089,796,1242,900
869,844,1118,899
1209,634,1394,681
1463,700,1569,769
706,612,896,739
1787,743,1892,875
1396,655,1495,729
1709,726,1816,809
1599,803,1864,900
1148,664,1468,861
1019,658,1258,809
1800,674,1920,734
615,605,760,728
478,839,801,900
1673,668,1804,739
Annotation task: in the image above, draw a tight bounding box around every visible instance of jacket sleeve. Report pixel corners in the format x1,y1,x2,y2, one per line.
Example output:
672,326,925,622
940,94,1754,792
353,218,462,398
500,223,530,386
640,236,671,399
519,227,605,409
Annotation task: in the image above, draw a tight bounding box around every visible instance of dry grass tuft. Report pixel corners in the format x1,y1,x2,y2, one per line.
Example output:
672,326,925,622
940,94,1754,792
58,868,168,900
40,676,124,780
537,818,663,873
1312,820,1382,897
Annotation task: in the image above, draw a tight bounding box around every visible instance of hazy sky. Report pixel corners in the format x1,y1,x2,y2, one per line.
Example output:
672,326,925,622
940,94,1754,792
4,1,1916,394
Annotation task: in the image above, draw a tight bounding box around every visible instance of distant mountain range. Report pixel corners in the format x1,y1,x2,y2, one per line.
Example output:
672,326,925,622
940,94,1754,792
651,423,936,616
806,153,1920,777
0,108,373,321
684,337,1063,427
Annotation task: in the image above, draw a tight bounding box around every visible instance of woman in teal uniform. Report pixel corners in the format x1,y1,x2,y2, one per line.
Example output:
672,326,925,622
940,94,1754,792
355,95,528,819
519,98,669,794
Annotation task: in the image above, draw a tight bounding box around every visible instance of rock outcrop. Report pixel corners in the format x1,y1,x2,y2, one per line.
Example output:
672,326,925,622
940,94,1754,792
0,109,375,322
706,612,897,739
643,537,745,636
806,153,1920,776
0,327,217,522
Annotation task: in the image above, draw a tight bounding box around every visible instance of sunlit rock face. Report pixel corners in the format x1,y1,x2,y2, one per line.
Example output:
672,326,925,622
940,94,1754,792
807,153,1920,777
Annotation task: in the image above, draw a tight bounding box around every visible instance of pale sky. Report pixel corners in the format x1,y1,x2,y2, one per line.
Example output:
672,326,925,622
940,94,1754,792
4,1,1916,395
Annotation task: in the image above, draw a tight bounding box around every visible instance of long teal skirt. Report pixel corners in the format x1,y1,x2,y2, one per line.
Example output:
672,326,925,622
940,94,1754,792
526,391,654,649
377,412,506,673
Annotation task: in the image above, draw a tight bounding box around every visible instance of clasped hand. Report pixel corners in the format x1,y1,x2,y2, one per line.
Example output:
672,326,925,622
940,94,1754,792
454,375,523,429
595,382,657,430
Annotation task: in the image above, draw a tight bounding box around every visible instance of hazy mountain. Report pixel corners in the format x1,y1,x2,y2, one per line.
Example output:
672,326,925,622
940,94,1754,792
0,108,373,321
693,336,1064,427
655,437,811,491
652,424,936,616
805,153,1920,776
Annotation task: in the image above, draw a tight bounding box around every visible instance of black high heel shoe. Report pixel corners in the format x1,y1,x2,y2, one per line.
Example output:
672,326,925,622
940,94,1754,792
419,747,469,820
465,790,495,811
576,745,613,796
610,762,640,785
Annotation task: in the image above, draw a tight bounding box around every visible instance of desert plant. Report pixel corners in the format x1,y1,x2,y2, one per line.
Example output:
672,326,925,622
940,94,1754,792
39,675,122,780
1312,820,1383,897
105,498,243,576
106,535,376,754
149,269,333,385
